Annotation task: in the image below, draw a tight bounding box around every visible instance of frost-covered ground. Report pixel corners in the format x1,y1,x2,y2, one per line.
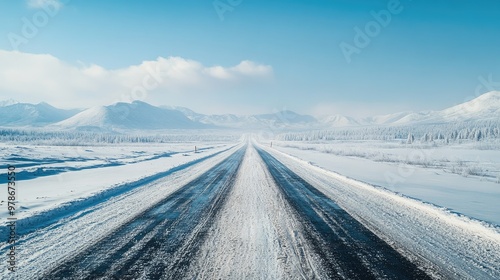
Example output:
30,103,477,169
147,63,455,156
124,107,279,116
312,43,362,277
1,134,499,279
187,146,327,279
0,142,244,279
0,142,234,226
266,140,500,226
258,141,500,279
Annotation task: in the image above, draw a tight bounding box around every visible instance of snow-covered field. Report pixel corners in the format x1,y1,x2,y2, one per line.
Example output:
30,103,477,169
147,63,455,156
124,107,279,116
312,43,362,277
266,140,500,226
258,141,500,279
0,141,236,230
0,140,244,279
1,129,499,279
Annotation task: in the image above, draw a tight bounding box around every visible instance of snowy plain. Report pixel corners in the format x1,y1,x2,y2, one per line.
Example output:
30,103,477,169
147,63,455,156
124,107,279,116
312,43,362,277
0,130,498,279
266,140,500,226
257,140,500,279
0,140,245,279
0,141,235,229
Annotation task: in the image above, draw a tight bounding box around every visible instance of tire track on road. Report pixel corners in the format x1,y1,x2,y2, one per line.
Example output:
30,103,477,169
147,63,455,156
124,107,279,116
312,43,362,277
185,145,328,279
257,147,431,279
44,146,246,279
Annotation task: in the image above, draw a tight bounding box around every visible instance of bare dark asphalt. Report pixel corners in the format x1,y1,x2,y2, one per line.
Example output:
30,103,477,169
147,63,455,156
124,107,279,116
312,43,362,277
257,147,431,280
44,145,431,280
45,147,246,279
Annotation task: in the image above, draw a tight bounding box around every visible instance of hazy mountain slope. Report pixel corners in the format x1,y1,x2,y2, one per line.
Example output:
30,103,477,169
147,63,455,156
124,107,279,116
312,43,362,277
166,108,317,129
56,101,205,130
3,91,498,130
438,91,500,122
320,114,360,127
0,102,80,126
346,91,500,127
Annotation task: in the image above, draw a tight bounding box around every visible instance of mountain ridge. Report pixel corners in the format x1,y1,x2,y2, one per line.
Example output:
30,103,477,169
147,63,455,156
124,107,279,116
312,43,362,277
1,91,498,130
55,101,206,130
0,102,81,127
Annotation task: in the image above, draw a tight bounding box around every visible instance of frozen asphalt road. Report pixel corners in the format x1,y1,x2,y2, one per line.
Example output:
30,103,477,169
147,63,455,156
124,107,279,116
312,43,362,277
256,147,430,279
45,147,246,279
8,143,433,279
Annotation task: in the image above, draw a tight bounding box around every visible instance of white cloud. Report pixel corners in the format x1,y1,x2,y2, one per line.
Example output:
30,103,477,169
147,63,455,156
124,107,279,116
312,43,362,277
231,60,273,76
0,50,273,109
203,61,273,80
27,0,63,10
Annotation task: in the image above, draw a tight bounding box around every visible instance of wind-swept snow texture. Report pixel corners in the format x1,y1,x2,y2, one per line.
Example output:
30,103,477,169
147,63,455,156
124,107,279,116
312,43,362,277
45,147,246,279
257,147,430,279
269,142,500,225
260,143,500,279
186,146,328,279
0,143,244,279
2,140,497,279
0,143,234,229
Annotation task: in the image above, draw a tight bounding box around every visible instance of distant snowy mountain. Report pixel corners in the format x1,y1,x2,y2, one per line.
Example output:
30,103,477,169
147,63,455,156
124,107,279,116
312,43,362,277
199,114,247,128
161,106,242,127
163,106,317,129
56,101,205,130
0,102,80,127
360,111,415,125
324,91,500,127
255,110,317,124
320,114,360,127
385,91,500,125
3,91,498,130
162,106,205,120
438,91,500,122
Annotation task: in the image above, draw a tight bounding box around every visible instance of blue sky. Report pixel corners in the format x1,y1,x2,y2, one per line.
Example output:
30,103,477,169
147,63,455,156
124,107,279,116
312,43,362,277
0,0,499,117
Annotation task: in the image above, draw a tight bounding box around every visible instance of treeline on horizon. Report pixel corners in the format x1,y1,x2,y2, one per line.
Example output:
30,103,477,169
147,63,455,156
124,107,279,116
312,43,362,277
0,129,240,145
276,121,500,143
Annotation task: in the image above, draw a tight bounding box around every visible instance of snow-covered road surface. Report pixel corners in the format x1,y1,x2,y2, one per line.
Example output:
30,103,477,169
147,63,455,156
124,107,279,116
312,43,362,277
260,142,500,279
186,145,328,279
41,144,429,279
0,143,243,279
2,141,498,279
257,147,430,279
45,147,246,279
